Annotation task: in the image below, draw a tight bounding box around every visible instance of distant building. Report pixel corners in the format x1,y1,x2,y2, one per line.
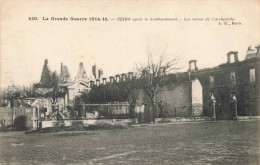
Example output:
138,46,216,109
32,60,93,119
33,59,66,117
63,62,91,104
76,62,87,80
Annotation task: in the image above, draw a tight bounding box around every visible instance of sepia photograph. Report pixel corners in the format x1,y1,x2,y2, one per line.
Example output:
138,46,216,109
0,0,260,164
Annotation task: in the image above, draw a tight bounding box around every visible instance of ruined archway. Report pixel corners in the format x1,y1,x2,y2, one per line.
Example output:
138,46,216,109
191,79,203,116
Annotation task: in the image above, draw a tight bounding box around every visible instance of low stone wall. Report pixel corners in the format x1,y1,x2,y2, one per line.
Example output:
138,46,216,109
77,104,131,119
237,116,260,120
41,118,133,128
154,117,213,123
155,116,260,123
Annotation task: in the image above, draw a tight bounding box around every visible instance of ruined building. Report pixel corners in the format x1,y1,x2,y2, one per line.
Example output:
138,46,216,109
134,44,260,120
33,44,259,121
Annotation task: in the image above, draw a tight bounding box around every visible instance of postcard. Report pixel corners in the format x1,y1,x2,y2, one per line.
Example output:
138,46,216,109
0,0,259,164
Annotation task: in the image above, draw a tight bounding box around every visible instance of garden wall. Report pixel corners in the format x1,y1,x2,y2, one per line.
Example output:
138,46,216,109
0,107,33,130
41,118,133,128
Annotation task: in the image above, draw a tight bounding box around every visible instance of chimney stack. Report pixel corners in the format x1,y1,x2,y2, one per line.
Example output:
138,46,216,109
44,59,48,65
102,78,107,85
61,63,63,73
109,76,114,83
96,79,100,86
90,80,94,88
115,75,120,82
98,69,103,79
121,73,126,81
128,72,134,80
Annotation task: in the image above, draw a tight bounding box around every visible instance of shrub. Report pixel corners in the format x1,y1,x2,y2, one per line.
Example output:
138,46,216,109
86,122,129,130
26,121,130,134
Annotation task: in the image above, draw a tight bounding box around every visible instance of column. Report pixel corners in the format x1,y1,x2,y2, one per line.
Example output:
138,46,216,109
211,94,216,121
231,94,237,120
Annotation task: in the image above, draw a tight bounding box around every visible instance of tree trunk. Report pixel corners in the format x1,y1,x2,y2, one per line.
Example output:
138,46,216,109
152,101,156,123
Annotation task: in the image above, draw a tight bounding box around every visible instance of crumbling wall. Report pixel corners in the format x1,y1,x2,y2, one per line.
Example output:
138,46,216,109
0,107,33,129
134,81,191,118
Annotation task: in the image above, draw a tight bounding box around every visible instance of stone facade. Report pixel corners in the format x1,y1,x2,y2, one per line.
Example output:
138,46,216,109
135,44,260,120
195,54,259,119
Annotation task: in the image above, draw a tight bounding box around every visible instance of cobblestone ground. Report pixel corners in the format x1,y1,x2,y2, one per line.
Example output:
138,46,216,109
0,120,259,165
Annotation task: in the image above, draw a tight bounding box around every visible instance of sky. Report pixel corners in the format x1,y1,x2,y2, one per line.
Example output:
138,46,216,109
1,0,260,88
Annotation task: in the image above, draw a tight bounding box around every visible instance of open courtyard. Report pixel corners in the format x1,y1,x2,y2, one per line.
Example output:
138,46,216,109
0,120,259,164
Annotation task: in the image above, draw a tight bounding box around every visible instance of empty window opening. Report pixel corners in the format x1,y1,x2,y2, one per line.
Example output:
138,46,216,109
250,68,256,82
190,63,195,70
230,55,235,63
230,72,236,85
209,75,214,87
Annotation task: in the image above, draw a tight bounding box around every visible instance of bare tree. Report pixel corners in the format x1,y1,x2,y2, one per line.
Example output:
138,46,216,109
136,46,181,122
34,71,65,112
0,84,35,107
